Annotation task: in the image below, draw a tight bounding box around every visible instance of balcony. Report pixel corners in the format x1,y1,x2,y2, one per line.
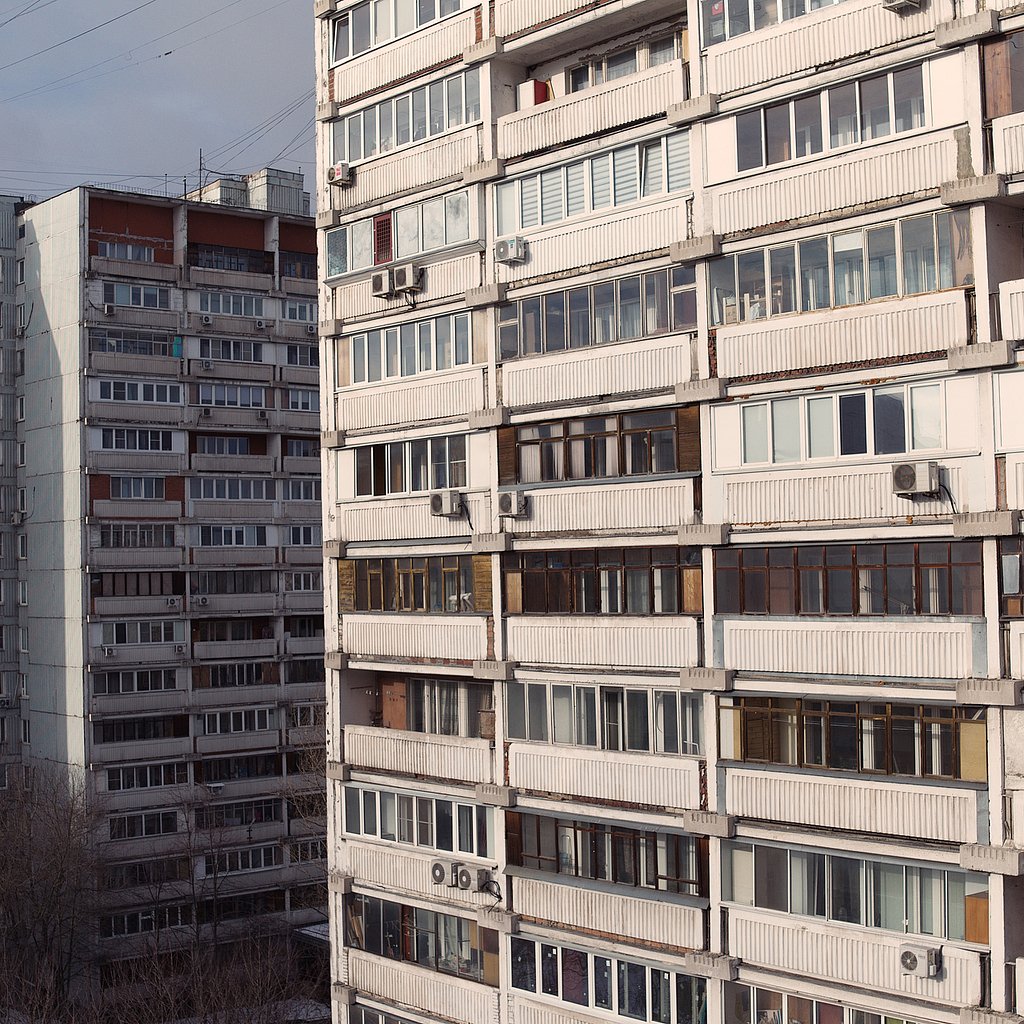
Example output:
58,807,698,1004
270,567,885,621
89,351,179,377
710,127,959,236
708,455,982,527
999,278,1024,342
337,366,485,432
506,615,699,671
497,62,686,161
102,307,181,331
188,267,273,292
333,126,481,212
284,546,321,565
279,364,319,386
507,743,701,810
195,731,280,755
189,683,282,709
330,251,480,323
1003,622,1024,679
283,591,324,613
187,312,274,337
342,613,488,665
503,334,692,411
727,906,983,1007
282,455,320,475
505,478,696,536
89,642,187,667
338,840,494,907
89,736,192,764
92,499,181,519
87,547,183,569
285,635,324,657
192,639,277,661
495,0,676,50
188,358,275,383
715,290,969,380
90,256,179,283
91,687,187,716
344,725,495,784
722,765,984,844
86,400,182,427
718,618,983,680
189,499,271,521
190,453,274,474
87,451,187,474
342,491,487,544
498,197,685,284
346,951,498,1024
703,0,947,94
93,595,185,617
512,874,704,950
190,546,277,566
992,111,1024,176
190,406,273,430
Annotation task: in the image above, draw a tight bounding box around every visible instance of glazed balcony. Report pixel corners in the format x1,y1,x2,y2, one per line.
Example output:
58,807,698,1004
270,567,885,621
344,725,495,785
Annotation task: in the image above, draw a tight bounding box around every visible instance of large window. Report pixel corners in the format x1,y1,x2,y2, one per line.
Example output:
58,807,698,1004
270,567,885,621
103,282,169,309
349,556,476,612
997,536,1024,616
189,477,275,501
504,547,702,616
109,476,165,500
93,715,188,744
378,676,492,738
197,525,268,547
354,434,466,496
334,67,481,164
983,32,1024,118
100,428,174,452
107,762,187,792
708,211,971,325
90,327,175,357
109,811,178,841
188,244,271,274
98,379,181,404
200,338,263,362
325,189,470,277
718,697,987,782
507,812,706,896
734,381,951,465
508,409,697,483
96,240,155,262
348,311,471,385
101,619,183,645
330,0,463,66
736,65,925,173
714,542,983,617
196,383,265,407
723,841,989,943
511,936,706,1023
702,0,847,45
506,680,703,755
495,131,690,236
203,708,276,735
344,893,498,986
721,983,930,1024
93,668,177,695
344,785,491,858
498,268,697,359
98,523,176,549
198,291,264,317
567,31,684,93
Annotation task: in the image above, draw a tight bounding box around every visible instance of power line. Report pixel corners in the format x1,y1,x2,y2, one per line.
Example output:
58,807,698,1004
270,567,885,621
0,0,166,74
0,0,60,30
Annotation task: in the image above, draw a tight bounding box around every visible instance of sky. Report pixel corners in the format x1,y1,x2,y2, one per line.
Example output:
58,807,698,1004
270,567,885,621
0,0,316,201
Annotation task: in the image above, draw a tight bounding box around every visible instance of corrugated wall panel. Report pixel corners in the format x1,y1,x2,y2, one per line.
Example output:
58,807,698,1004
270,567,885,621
338,367,485,430
342,612,488,661
345,725,494,783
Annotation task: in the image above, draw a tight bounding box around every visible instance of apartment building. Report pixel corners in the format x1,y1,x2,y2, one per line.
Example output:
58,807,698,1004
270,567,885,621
317,1,1024,1024
15,176,327,979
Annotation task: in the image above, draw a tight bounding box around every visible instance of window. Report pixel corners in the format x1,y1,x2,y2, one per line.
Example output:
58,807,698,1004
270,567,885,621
284,300,318,322
508,812,706,895
96,241,156,262
286,344,319,367
291,837,328,862
288,525,322,546
15,534,26,560
98,523,176,549
708,211,972,325
198,661,276,688
198,291,265,317
197,754,282,782
102,282,169,309
15,396,24,422
703,0,848,46
17,581,27,606
189,477,275,500
205,845,281,876
199,338,263,362
504,547,702,616
104,857,188,890
100,429,173,452
281,251,317,279
203,708,276,735
109,811,178,841
198,525,267,547
93,715,189,744
196,799,280,829
495,131,690,236
15,259,23,284
334,68,481,164
565,34,681,92
344,893,498,985
197,383,265,407
345,784,490,857
714,542,983,617
734,381,950,466
510,936,706,1022
100,620,183,646
283,480,321,501
719,697,987,782
188,244,271,274
90,572,184,599
196,434,250,456
325,189,470,277
994,536,1024,616
350,555,476,612
286,438,318,457
983,31,1024,118
15,443,24,467
287,388,318,411
392,677,494,738
722,841,989,943
498,267,696,361
330,0,463,65
355,434,467,496
191,570,276,596
98,379,181,404
109,476,165,500
348,311,471,385
93,669,177,695
506,680,703,754
89,327,174,357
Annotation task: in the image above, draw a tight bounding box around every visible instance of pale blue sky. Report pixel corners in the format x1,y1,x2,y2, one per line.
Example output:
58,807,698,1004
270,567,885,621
0,0,316,199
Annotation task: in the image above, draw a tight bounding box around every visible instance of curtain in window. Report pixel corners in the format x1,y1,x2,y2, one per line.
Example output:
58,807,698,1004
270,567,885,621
437,680,459,735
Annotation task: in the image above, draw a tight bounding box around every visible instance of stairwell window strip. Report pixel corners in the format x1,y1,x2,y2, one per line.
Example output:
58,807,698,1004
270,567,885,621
333,67,481,165
495,130,691,236
348,311,471,385
329,0,463,66
325,189,470,278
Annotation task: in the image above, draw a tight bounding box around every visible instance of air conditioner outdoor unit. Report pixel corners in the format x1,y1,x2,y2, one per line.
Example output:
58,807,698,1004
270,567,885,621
201,408,212,417
327,162,352,186
498,491,528,518
102,646,115,657
429,490,463,517
197,596,209,606
255,319,266,330
306,324,317,335
392,263,423,293
174,644,186,654
0,698,12,709
258,409,268,419
429,859,460,886
103,303,115,316
456,865,476,890
200,359,213,370
899,943,941,977
882,0,920,10
495,236,528,264
9,513,22,526
370,269,393,298
892,461,939,497
201,314,213,325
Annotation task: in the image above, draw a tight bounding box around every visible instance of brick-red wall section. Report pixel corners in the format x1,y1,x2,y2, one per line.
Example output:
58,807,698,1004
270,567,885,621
187,210,265,249
89,197,175,264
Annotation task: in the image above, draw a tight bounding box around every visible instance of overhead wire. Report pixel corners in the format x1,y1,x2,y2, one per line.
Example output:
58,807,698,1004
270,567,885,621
0,0,60,30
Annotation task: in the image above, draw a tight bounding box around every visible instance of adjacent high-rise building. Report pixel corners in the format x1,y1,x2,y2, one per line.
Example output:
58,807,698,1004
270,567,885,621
318,2,1024,1024
15,177,327,982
